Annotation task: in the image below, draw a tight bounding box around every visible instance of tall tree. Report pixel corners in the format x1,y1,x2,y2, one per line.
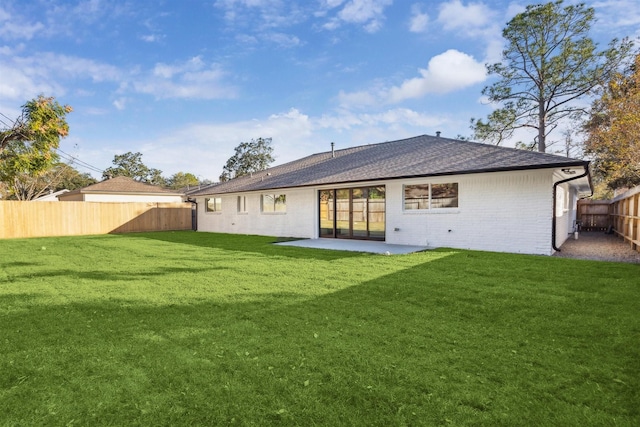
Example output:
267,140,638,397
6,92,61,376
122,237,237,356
103,151,164,185
0,95,72,154
55,165,97,191
0,96,72,198
583,54,640,190
0,163,93,201
471,0,632,152
167,171,199,190
220,137,275,182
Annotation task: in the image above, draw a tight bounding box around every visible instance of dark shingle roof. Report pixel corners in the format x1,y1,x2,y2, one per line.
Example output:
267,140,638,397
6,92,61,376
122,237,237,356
192,134,588,196
66,176,183,195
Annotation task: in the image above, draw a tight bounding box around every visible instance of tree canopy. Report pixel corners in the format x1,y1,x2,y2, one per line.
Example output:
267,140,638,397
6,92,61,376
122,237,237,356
0,95,73,199
583,54,640,190
102,152,207,188
1,95,72,154
167,172,199,190
220,137,275,182
471,0,632,152
103,152,166,186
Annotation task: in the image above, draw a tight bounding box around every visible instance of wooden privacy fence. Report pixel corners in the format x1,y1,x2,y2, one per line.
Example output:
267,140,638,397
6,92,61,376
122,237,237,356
320,199,386,223
577,199,610,231
0,201,193,239
610,186,640,252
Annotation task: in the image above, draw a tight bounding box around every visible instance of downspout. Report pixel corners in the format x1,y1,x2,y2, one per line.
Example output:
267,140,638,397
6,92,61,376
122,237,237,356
187,198,198,231
552,163,591,252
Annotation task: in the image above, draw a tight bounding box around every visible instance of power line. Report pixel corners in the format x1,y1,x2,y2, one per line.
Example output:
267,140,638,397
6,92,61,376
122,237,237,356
55,148,104,174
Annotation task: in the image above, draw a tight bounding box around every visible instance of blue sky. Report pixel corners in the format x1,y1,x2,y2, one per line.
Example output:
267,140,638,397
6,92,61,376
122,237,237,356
1,0,638,181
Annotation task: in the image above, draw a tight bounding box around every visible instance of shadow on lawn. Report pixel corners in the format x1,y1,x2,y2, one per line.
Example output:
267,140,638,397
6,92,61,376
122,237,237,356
2,251,638,425
130,231,367,261
3,265,227,283
1,261,43,268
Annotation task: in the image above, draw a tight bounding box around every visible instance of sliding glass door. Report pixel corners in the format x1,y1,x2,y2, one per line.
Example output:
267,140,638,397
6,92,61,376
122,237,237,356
318,186,385,241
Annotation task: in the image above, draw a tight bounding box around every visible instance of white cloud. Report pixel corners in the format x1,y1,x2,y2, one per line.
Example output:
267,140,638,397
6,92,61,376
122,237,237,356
505,2,526,21
214,0,306,30
0,63,61,100
436,0,503,65
113,98,127,110
322,0,346,8
323,0,393,33
409,4,429,33
128,108,315,178
153,57,204,79
322,19,341,31
0,51,120,101
263,32,303,48
0,48,235,104
134,57,236,100
337,49,487,108
39,53,121,82
592,0,640,36
236,33,259,44
337,90,378,109
0,7,44,40
437,0,495,32
86,106,448,180
338,0,391,23
387,50,486,102
317,108,445,130
141,34,164,43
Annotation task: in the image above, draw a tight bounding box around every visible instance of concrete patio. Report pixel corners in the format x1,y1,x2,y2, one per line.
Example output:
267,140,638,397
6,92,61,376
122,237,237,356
274,238,430,255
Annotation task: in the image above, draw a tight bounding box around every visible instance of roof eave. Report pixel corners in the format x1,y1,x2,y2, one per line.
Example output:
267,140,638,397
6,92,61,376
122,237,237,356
195,162,590,196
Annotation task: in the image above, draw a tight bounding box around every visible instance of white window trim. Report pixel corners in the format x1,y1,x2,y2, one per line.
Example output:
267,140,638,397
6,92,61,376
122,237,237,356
237,195,248,214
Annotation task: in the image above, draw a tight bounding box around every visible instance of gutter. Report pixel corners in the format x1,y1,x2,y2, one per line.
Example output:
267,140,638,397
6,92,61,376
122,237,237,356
187,198,198,231
552,162,591,252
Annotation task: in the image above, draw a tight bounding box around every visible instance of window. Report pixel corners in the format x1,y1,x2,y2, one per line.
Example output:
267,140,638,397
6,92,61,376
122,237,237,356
404,184,429,210
262,194,286,213
205,197,222,212
431,183,458,208
404,183,458,210
238,196,248,213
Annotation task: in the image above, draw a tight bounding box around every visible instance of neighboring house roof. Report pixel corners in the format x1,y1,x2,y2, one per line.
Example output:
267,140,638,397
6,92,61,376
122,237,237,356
191,134,590,196
183,183,220,196
61,176,183,196
33,189,70,201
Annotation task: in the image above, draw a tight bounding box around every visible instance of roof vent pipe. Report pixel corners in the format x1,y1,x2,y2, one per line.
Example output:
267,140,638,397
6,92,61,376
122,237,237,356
331,142,335,158
436,131,441,137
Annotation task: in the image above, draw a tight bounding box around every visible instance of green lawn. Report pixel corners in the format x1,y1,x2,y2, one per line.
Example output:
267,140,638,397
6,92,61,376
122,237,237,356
1,231,638,426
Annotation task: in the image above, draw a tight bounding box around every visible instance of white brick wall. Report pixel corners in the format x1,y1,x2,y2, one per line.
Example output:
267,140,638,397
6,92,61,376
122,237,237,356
385,169,554,255
196,187,316,238
197,169,566,255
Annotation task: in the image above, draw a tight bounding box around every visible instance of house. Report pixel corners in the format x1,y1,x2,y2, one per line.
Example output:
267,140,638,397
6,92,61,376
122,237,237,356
33,189,70,201
57,176,184,203
189,134,592,255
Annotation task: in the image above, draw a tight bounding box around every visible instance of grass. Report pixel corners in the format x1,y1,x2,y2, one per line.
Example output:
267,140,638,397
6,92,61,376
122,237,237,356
0,231,638,426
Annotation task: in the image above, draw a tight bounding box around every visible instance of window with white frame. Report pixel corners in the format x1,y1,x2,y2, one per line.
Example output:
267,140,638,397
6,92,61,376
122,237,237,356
262,194,286,213
205,197,222,212
404,183,458,210
238,195,248,213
